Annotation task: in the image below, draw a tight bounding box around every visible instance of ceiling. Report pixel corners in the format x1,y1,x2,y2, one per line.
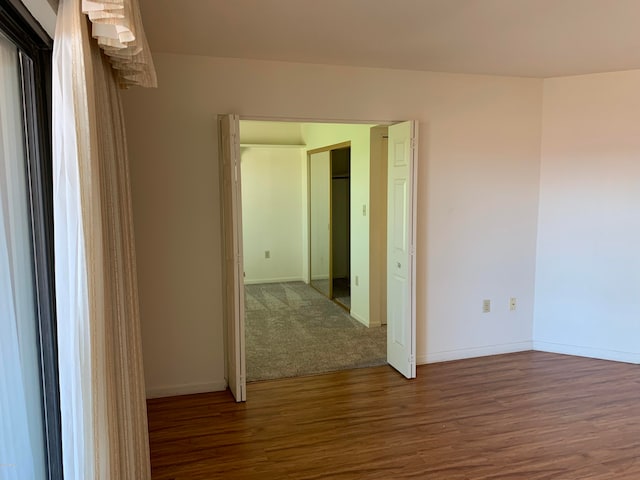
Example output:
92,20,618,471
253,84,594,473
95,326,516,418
139,0,640,78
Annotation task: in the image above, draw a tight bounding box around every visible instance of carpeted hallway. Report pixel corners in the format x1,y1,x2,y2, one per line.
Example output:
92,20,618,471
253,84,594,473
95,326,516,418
245,281,386,382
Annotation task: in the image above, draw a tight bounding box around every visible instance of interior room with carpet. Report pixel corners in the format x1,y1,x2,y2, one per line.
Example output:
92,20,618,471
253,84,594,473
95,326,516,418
239,120,389,381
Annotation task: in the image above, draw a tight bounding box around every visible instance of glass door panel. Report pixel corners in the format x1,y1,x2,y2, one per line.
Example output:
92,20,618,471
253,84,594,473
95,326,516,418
0,31,47,480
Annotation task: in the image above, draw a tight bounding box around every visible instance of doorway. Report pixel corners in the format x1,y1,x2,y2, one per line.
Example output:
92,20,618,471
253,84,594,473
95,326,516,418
220,116,418,400
331,146,351,309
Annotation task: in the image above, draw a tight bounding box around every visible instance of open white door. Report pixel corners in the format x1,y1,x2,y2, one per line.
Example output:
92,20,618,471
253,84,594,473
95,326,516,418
219,114,246,401
387,121,418,379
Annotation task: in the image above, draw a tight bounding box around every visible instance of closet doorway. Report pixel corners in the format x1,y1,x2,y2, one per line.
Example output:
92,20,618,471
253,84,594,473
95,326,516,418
309,143,351,310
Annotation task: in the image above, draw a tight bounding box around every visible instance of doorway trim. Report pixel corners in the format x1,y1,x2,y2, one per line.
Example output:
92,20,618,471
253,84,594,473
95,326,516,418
220,115,419,401
307,141,351,304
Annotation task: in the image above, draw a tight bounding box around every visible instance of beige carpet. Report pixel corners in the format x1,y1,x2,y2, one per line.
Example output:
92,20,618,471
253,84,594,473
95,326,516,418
244,282,386,382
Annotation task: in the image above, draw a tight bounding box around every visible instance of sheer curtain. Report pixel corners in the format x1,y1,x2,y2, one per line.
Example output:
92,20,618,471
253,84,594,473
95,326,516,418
0,33,47,480
53,0,155,478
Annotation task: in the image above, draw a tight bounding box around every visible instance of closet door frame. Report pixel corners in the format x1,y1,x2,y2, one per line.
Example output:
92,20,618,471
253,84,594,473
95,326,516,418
307,141,350,302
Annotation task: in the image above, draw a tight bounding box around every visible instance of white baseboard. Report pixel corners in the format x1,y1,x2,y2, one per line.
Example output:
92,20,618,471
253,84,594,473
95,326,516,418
417,341,533,365
146,380,228,399
350,311,369,327
244,276,304,285
533,341,640,365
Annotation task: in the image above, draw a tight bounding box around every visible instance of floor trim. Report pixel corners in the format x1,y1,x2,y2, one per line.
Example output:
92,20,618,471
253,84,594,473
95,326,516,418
146,380,228,399
350,310,369,327
244,276,305,285
418,341,533,364
534,341,640,365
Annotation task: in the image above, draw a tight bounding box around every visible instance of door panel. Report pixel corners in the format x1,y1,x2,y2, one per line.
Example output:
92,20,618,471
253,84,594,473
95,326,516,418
387,121,418,379
308,150,332,298
392,179,407,250
219,114,246,402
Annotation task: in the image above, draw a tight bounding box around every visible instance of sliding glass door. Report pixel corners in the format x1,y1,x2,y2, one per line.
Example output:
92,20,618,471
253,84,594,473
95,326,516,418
0,30,47,479
1,3,59,478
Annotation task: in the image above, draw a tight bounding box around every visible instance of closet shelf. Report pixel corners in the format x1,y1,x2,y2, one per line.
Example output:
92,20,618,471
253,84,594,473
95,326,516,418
240,143,306,149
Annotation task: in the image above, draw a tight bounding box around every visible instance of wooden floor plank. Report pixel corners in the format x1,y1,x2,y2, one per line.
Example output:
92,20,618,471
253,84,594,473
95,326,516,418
147,351,640,479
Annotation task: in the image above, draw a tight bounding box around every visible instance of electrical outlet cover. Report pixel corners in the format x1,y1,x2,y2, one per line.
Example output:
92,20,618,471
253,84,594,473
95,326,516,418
482,299,491,313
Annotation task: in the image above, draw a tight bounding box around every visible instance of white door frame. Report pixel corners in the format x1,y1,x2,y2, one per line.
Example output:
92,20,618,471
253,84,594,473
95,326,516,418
221,115,419,400
219,114,246,402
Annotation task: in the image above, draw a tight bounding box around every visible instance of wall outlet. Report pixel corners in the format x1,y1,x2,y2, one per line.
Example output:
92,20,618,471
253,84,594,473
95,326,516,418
482,299,491,313
362,205,367,216
355,275,359,286
509,297,517,311
264,250,270,259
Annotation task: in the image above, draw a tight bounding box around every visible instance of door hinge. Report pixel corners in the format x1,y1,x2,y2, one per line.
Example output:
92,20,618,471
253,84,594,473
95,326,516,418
409,354,415,365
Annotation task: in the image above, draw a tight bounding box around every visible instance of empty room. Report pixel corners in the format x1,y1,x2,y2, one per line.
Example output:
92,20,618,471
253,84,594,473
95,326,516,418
123,1,640,477
3,1,639,479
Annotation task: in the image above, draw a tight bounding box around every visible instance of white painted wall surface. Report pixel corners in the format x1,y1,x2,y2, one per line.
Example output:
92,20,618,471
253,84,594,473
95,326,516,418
303,123,373,325
122,54,542,396
240,147,305,284
240,120,304,145
534,70,640,364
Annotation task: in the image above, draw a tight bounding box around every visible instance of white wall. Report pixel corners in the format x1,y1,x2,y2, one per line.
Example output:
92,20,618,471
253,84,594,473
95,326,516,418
122,54,543,396
240,147,305,284
534,70,640,364
240,120,310,283
303,123,373,325
240,120,304,145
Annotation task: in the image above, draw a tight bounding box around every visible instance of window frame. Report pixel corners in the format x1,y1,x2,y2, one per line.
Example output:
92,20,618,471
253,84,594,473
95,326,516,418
0,1,61,479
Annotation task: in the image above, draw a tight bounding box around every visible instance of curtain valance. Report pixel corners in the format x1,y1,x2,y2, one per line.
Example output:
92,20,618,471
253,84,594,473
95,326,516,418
82,0,157,88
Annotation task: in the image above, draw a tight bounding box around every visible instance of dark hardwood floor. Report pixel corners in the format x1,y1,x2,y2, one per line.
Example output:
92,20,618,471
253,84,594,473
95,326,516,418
147,351,640,479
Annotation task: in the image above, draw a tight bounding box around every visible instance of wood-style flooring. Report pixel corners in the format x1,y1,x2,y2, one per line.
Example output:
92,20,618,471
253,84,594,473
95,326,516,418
147,351,640,479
